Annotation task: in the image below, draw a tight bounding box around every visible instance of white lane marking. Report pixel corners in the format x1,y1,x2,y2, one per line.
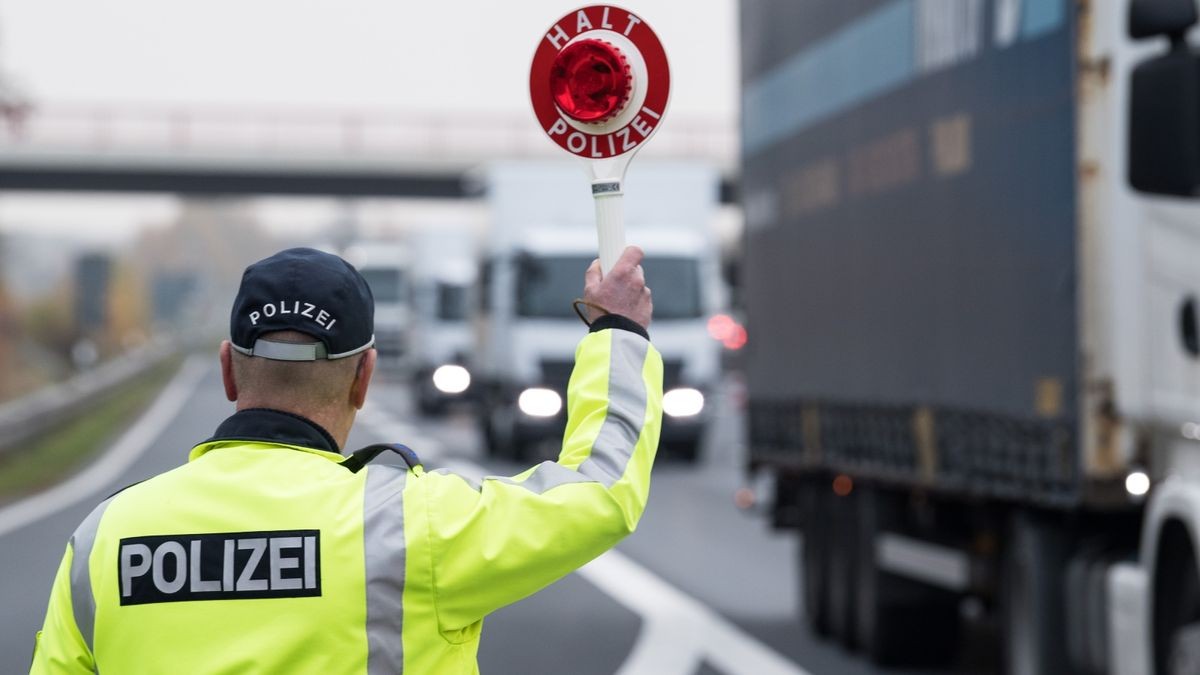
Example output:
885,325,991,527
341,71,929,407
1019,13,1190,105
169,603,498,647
360,403,808,675
359,401,444,461
0,356,209,539
581,551,809,675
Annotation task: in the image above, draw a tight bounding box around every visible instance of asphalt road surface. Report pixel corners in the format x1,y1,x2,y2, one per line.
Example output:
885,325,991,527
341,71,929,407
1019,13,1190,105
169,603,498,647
0,355,955,674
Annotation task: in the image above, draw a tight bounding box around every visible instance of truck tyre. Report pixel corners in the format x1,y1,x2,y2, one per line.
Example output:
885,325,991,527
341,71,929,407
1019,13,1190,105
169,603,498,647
827,485,858,650
854,486,893,659
800,477,831,637
660,439,700,463
1002,511,1071,675
1169,623,1200,675
1155,521,1200,675
1065,540,1115,673
484,405,518,460
854,487,958,666
418,391,447,417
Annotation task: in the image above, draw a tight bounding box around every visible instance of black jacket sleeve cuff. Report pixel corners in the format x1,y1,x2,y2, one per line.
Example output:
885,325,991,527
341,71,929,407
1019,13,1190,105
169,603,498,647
588,313,649,340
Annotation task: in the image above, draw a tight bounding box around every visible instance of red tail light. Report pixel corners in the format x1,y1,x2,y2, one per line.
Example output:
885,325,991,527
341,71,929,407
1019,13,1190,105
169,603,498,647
708,314,747,350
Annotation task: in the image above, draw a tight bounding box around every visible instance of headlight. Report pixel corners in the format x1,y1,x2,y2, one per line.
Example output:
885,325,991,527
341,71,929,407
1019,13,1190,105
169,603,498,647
663,387,704,418
432,365,470,394
1125,470,1151,498
518,387,562,417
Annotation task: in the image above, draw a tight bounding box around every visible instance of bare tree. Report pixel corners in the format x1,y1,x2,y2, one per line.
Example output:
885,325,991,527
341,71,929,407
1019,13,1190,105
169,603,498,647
0,15,32,138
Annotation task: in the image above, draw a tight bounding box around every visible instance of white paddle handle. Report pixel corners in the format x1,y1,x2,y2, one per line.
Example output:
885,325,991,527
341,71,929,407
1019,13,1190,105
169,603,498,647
593,180,625,275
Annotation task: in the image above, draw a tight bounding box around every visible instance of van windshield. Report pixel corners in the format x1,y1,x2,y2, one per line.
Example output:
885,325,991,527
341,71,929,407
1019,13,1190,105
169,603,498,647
517,255,702,319
362,268,406,303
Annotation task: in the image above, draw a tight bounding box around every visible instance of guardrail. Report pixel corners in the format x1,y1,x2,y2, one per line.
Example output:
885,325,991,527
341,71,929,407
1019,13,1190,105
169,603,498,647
0,341,178,456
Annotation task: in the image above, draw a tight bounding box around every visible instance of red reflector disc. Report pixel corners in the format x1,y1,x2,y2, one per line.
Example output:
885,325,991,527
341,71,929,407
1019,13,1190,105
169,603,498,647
550,39,632,123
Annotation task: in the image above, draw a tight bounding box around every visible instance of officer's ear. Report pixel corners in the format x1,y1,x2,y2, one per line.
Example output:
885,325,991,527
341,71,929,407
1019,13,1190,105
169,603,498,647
349,348,376,410
219,341,239,402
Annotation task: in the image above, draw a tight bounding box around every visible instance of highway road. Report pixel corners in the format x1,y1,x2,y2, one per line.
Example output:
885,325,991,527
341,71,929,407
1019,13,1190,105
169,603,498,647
0,354,953,674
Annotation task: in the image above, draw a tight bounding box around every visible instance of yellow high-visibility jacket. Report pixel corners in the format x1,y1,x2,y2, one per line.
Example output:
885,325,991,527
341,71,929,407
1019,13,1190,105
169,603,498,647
30,327,662,674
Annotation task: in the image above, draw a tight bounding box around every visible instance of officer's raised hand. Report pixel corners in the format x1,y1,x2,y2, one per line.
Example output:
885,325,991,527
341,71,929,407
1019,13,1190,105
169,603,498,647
583,246,653,329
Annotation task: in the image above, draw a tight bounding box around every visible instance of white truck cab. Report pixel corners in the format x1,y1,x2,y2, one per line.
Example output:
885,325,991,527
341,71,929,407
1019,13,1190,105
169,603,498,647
473,161,726,461
1088,3,1200,672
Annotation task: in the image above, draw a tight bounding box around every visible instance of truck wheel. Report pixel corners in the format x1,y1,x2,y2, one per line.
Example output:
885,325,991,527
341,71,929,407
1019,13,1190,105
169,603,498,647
1169,623,1200,675
854,486,890,658
484,406,516,460
827,484,858,649
854,487,907,663
1002,511,1071,675
418,392,447,417
853,487,958,666
1155,521,1200,675
659,440,700,463
800,478,831,637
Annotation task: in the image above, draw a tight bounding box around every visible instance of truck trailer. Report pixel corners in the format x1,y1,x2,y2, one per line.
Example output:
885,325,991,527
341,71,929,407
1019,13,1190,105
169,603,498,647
741,0,1200,673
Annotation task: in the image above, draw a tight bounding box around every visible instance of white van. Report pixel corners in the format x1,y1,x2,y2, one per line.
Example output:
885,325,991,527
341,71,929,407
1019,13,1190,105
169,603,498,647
343,242,412,368
409,230,476,415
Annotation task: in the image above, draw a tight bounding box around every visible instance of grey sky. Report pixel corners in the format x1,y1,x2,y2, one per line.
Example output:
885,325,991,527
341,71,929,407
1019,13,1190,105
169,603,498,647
0,0,738,242
0,0,737,116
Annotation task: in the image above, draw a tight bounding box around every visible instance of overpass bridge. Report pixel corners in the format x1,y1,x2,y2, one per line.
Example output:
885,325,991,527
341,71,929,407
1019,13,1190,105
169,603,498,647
0,104,738,200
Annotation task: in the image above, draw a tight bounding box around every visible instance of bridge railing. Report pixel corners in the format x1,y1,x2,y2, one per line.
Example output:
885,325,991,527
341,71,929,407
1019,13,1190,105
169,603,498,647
0,104,737,168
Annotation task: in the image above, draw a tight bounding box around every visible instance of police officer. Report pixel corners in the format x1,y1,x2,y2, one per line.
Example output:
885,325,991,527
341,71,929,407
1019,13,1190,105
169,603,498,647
30,246,662,674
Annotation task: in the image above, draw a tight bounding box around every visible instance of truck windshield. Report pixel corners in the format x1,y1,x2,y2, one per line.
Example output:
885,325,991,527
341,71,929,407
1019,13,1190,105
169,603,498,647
517,255,702,319
361,269,405,303
437,282,469,321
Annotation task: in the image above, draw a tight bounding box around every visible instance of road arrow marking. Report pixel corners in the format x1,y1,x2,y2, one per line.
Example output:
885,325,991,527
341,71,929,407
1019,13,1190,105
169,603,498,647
580,549,809,675
362,402,809,675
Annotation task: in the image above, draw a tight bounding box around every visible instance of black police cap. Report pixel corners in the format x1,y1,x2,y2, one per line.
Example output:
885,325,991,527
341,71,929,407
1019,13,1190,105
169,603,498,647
229,248,375,361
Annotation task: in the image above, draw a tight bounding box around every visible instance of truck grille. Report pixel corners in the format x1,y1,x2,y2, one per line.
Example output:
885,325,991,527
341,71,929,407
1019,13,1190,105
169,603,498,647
540,358,684,391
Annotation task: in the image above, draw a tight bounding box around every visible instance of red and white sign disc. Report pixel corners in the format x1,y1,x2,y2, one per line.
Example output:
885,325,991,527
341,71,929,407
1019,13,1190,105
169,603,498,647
530,5,670,160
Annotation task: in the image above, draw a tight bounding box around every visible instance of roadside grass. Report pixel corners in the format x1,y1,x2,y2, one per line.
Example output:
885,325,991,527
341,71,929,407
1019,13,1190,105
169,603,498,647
0,358,182,504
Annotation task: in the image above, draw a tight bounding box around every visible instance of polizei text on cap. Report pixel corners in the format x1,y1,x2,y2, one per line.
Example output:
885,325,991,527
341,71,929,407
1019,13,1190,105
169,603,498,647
247,301,337,331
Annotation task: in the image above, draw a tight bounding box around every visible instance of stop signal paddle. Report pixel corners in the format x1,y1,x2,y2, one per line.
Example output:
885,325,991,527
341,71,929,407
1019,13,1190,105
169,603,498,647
529,5,671,274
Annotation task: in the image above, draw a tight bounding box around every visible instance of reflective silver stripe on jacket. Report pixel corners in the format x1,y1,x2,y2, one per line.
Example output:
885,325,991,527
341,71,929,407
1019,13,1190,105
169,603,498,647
577,330,651,486
70,497,115,653
438,331,652,496
363,465,408,673
491,462,595,495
